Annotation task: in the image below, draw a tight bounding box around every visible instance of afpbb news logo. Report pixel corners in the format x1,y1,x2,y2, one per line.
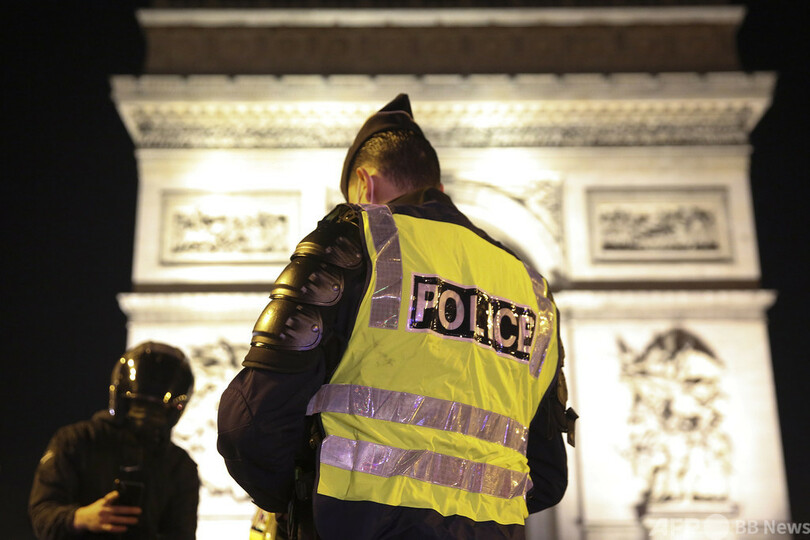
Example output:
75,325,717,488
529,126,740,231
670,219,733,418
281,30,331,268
648,514,809,539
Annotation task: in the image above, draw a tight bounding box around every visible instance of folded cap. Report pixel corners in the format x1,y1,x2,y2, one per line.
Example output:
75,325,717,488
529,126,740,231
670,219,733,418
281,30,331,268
340,93,428,200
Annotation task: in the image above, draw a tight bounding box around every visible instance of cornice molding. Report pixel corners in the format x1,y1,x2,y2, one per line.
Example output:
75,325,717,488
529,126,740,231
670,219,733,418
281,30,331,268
112,73,774,149
117,292,268,322
138,7,745,28
554,289,776,319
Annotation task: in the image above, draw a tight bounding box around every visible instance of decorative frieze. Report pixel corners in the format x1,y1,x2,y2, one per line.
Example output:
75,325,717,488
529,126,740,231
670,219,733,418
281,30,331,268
112,73,773,150
160,191,299,264
588,187,732,262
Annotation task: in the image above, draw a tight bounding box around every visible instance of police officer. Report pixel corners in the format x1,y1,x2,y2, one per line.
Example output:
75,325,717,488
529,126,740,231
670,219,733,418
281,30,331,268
218,95,575,540
29,342,199,539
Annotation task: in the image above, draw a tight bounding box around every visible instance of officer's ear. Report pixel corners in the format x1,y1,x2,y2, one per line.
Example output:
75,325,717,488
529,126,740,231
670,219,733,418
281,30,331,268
358,166,395,204
354,167,373,204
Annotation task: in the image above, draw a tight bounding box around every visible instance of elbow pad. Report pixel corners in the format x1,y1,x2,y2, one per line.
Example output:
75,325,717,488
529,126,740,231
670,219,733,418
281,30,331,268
251,206,363,355
252,300,324,352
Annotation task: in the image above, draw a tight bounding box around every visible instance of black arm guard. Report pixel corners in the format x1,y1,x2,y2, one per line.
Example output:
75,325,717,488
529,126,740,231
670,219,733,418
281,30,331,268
248,205,364,370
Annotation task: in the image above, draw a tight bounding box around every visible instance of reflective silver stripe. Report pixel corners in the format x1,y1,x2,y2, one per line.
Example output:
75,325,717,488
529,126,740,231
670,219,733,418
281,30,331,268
523,263,555,378
308,384,528,454
363,205,402,330
320,435,531,500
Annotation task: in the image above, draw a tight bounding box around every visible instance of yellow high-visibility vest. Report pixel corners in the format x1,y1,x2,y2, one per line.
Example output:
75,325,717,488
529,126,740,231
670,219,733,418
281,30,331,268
308,204,560,525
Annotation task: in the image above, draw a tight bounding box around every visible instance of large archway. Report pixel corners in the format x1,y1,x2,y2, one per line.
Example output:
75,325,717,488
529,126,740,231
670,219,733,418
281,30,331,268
115,72,785,539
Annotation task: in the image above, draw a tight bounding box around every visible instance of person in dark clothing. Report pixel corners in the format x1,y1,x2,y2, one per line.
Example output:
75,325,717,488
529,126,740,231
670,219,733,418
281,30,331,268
29,342,200,540
218,95,575,540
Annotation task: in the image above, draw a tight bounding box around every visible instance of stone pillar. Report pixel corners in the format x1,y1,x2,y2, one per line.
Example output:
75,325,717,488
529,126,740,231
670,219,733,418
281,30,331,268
554,291,787,540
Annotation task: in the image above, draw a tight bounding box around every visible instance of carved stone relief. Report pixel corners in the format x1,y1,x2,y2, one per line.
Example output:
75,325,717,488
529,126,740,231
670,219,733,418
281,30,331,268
173,339,252,506
112,73,774,152
160,191,299,264
618,329,733,510
561,150,761,284
589,187,732,262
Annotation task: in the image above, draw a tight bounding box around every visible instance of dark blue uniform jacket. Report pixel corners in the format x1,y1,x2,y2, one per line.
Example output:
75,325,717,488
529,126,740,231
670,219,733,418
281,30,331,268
218,188,568,540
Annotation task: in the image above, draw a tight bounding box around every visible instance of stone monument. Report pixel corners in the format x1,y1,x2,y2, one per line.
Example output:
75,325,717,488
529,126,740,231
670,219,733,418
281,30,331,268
112,6,788,539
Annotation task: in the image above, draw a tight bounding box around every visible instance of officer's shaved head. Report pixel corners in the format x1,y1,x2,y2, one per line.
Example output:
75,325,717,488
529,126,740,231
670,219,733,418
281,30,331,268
349,129,440,194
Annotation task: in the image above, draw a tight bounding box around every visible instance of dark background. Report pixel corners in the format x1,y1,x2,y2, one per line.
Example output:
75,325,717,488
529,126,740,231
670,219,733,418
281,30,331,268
2,1,807,538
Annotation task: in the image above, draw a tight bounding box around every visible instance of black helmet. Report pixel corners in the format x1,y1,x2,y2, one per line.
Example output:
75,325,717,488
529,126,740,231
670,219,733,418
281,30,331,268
109,341,194,428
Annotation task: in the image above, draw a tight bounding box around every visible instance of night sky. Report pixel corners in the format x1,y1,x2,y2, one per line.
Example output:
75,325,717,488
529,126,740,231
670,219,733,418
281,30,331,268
2,2,807,538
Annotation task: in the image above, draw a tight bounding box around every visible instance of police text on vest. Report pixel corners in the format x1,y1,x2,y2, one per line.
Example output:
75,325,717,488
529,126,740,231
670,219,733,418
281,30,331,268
408,274,536,361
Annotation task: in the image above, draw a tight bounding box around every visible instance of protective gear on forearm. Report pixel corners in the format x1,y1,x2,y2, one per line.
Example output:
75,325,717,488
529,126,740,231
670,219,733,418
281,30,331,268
245,205,364,373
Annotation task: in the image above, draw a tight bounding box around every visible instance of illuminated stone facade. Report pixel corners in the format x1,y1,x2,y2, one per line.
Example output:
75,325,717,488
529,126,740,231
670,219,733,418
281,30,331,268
113,7,788,540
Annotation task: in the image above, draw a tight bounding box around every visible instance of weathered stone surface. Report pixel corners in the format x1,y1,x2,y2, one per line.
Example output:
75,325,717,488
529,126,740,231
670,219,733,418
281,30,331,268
138,8,743,75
